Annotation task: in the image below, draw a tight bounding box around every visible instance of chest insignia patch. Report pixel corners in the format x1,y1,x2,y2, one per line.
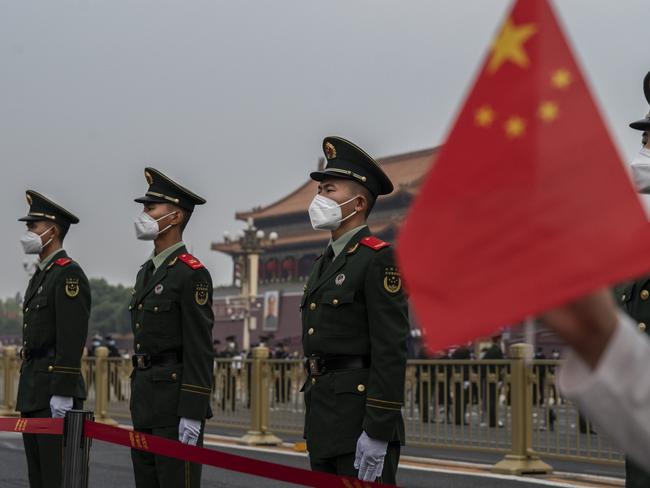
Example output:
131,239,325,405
335,273,346,286
65,278,80,298
154,284,164,295
195,283,209,306
383,267,402,294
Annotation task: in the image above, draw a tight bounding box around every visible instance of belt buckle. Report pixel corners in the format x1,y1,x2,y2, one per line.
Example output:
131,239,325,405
308,357,324,376
134,354,151,370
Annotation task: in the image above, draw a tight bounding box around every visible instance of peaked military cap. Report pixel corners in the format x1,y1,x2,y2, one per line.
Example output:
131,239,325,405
134,167,206,212
18,190,79,230
630,71,650,131
310,136,394,197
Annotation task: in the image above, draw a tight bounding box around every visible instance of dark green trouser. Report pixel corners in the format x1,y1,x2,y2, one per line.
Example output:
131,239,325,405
130,423,204,488
626,458,650,488
310,443,401,486
21,400,82,488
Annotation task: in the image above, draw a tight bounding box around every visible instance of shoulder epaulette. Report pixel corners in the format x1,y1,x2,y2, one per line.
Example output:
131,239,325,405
359,236,390,251
54,257,72,267
178,253,204,270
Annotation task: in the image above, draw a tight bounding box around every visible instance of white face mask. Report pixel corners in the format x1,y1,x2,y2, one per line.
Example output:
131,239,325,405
20,227,54,255
308,195,359,231
134,211,178,241
630,147,650,194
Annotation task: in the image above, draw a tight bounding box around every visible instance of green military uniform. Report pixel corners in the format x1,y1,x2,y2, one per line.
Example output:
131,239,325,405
16,190,90,488
618,70,650,488
616,280,650,487
129,168,214,488
302,137,409,484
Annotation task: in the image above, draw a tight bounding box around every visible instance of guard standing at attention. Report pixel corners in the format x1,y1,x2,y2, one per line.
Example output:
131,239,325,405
618,70,650,488
129,167,214,488
301,137,409,484
16,190,90,488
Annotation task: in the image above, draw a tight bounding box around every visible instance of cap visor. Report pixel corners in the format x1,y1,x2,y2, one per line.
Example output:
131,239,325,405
134,195,168,205
630,119,650,131
17,215,44,222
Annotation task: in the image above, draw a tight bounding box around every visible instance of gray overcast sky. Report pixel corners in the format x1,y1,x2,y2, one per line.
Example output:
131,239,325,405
1,0,648,297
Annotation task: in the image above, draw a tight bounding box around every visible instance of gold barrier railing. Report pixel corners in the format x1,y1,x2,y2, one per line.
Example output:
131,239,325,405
0,344,626,471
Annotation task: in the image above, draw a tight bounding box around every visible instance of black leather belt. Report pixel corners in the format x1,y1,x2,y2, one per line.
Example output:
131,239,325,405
20,347,55,360
132,352,181,370
305,355,370,376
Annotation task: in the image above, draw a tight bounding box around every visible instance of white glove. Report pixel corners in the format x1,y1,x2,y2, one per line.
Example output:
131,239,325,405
354,431,388,481
178,417,201,446
49,395,73,418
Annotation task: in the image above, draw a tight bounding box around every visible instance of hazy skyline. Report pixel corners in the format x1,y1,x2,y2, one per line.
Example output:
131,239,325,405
2,0,649,297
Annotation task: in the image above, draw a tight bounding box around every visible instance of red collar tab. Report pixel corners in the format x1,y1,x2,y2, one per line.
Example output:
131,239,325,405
54,257,72,267
359,236,390,251
178,253,204,270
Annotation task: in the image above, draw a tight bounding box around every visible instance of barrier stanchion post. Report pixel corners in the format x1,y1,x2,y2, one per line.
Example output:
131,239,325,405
93,347,118,426
492,343,552,474
0,346,19,417
239,346,281,445
62,410,93,488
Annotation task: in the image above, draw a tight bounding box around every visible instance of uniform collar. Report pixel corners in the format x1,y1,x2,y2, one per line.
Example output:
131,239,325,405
149,241,185,270
329,225,368,259
38,248,65,271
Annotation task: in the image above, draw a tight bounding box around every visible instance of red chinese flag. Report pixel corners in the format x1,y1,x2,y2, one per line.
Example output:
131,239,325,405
397,0,650,352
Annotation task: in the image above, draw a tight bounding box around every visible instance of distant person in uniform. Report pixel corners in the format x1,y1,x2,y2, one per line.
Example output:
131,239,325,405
16,190,90,488
481,335,504,428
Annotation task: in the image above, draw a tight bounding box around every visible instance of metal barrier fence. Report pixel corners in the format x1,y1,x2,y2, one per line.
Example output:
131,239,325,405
0,344,625,473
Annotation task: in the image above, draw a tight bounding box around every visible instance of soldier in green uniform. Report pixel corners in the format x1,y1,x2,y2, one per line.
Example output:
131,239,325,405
129,167,214,488
16,190,90,488
301,137,409,484
620,70,650,488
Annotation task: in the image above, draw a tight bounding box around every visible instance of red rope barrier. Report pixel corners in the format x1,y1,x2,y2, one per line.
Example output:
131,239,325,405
0,416,387,487
0,417,63,435
83,421,384,488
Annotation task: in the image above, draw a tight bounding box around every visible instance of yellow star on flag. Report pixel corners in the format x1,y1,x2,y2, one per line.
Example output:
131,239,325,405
487,18,537,74
504,116,526,138
551,69,572,89
475,105,496,127
538,101,559,122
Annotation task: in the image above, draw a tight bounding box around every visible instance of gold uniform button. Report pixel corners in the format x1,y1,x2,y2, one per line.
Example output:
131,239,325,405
332,299,339,306
641,290,649,300
24,307,29,313
309,303,316,311
621,294,626,303
135,323,141,329
23,340,27,345
171,373,177,380
23,323,27,329
48,366,53,372
154,306,159,312
308,328,315,336
138,304,143,310
128,306,133,311
311,378,316,385
640,323,647,332
357,384,366,392
136,343,141,351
